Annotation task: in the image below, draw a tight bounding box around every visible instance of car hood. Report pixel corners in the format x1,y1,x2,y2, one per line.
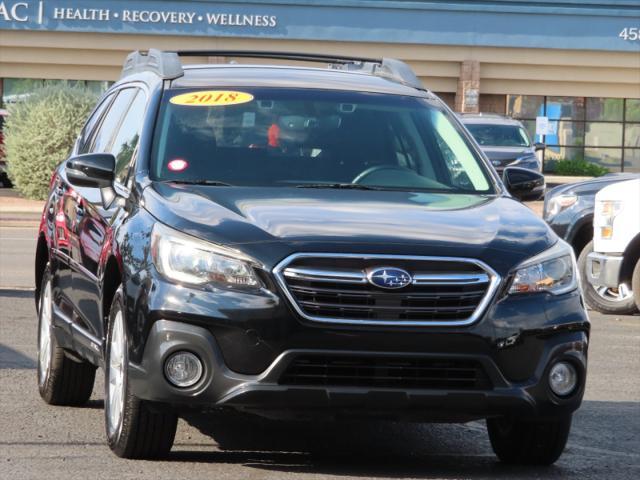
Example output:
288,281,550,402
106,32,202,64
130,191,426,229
143,183,555,274
480,146,533,161
546,173,640,198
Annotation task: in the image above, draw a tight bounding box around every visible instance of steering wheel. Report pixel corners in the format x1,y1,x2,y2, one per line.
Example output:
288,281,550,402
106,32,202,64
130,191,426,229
352,164,415,184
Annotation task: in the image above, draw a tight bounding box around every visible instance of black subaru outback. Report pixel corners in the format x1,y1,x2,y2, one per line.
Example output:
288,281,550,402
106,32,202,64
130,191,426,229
35,50,588,463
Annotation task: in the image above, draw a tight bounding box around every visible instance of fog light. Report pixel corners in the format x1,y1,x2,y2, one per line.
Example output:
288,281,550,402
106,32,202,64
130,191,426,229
548,361,578,397
164,351,203,388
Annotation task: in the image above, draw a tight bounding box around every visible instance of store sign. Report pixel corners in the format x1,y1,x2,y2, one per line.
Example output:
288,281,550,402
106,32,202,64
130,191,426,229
0,2,30,22
536,116,550,136
0,1,279,30
0,0,637,52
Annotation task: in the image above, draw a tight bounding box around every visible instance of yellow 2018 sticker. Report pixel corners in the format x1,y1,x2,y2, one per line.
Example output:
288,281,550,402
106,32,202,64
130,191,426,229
170,90,254,107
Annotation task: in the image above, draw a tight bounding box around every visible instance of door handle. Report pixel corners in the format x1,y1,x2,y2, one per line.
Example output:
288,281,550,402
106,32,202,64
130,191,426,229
55,185,65,196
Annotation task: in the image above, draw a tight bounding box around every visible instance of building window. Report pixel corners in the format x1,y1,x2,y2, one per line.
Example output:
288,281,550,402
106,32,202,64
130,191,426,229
507,94,640,173
546,96,585,121
586,98,623,122
624,149,640,173
507,95,544,120
479,94,506,114
625,99,640,122
434,92,455,110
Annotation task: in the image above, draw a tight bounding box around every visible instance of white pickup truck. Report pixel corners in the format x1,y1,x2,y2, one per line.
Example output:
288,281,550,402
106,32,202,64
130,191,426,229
586,178,640,313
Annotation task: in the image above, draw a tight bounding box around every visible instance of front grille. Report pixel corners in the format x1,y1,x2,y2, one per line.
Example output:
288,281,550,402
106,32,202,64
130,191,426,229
280,355,492,390
274,254,498,326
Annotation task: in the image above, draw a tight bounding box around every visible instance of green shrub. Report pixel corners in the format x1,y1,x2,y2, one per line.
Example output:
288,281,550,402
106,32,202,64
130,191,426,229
4,84,98,200
553,159,609,178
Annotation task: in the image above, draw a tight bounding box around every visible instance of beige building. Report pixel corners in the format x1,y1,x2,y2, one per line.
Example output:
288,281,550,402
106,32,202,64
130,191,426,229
1,0,639,171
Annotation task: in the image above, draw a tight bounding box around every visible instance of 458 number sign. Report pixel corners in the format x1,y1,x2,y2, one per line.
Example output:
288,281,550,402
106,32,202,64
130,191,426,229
619,28,640,41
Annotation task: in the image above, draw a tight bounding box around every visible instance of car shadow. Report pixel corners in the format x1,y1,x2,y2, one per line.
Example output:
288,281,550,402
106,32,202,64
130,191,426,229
0,343,36,369
172,400,640,478
174,412,552,478
0,288,34,299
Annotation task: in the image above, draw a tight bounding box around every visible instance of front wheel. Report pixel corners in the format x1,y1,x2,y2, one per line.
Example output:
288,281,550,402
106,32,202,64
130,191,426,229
632,260,640,313
487,415,572,465
104,286,177,459
578,241,637,315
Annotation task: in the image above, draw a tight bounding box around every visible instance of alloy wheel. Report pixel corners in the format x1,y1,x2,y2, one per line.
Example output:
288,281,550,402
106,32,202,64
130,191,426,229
38,280,53,387
107,310,126,438
594,283,633,303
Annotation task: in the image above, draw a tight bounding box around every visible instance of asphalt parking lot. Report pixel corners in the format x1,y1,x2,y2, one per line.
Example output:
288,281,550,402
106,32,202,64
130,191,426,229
1,225,639,480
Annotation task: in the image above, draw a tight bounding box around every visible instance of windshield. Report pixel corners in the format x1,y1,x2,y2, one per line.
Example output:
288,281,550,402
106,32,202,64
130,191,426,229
151,88,494,193
465,123,531,148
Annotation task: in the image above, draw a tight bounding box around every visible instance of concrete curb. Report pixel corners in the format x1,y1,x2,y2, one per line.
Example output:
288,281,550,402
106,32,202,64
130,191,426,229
0,221,40,228
0,206,44,214
0,211,41,228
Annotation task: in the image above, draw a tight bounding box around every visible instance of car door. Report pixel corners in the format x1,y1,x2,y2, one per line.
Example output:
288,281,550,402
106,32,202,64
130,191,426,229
72,87,147,341
52,92,115,318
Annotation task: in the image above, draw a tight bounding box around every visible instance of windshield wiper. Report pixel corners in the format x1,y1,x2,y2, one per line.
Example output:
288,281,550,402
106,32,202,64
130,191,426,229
165,180,233,187
295,183,381,190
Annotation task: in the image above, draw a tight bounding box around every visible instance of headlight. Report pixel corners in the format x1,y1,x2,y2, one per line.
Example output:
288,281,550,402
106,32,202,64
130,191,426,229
544,194,577,219
514,154,537,164
151,222,262,289
594,200,622,240
509,241,578,295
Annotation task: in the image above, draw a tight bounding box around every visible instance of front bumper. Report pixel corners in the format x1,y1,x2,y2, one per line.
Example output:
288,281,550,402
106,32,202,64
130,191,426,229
124,257,589,422
129,313,588,422
586,251,623,288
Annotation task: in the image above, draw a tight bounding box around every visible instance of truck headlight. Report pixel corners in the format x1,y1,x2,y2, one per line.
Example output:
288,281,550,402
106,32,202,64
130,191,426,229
545,194,577,219
509,241,578,295
151,223,262,288
594,200,622,240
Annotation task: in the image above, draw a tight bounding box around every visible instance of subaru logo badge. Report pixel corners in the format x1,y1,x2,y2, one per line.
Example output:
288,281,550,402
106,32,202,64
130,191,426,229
366,267,412,289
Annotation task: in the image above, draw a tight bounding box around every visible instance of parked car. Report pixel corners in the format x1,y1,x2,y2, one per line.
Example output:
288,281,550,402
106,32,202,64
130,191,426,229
544,173,639,314
586,178,640,314
460,113,544,174
0,108,11,187
35,50,587,464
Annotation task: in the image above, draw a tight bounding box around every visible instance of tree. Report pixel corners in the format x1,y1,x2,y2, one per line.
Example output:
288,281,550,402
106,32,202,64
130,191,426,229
4,84,98,199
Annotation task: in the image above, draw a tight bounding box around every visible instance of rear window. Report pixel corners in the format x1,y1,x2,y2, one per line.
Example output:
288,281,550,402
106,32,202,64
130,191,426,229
151,88,494,193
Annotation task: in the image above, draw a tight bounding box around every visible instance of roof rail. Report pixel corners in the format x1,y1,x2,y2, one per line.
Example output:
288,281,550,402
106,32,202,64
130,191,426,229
121,49,183,80
120,49,424,90
174,50,380,65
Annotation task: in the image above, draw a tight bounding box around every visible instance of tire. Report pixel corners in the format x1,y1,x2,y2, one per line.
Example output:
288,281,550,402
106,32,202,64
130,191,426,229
0,171,11,188
487,415,572,465
37,267,96,405
578,241,637,315
104,286,177,459
632,260,640,313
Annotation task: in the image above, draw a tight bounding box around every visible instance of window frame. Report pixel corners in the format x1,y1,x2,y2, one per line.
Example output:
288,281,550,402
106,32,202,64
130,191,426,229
85,82,149,191
109,89,148,187
77,92,117,155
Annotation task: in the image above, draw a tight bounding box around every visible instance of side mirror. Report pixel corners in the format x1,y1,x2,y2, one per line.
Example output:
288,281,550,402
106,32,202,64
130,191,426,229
503,166,545,202
66,153,115,189
534,142,546,152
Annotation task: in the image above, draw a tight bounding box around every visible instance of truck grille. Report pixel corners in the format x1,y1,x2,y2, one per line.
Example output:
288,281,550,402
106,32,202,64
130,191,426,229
274,254,499,326
280,355,492,390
